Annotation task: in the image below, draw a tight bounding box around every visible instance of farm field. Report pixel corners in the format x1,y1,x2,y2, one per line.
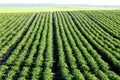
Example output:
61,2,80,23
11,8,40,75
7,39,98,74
0,10,120,80
0,7,118,13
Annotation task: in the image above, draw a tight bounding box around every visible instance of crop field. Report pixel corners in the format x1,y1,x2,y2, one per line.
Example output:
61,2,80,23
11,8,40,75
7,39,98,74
0,7,118,13
0,10,120,80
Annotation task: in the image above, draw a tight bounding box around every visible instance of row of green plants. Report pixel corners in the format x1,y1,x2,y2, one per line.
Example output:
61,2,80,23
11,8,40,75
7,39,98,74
68,11,120,80
0,13,40,79
75,11,120,59
4,12,53,80
0,14,31,48
17,13,45,80
0,13,34,57
95,11,120,31
54,12,73,80
0,13,17,26
0,11,120,80
57,12,85,80
83,11,120,39
93,11,120,32
62,11,112,80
